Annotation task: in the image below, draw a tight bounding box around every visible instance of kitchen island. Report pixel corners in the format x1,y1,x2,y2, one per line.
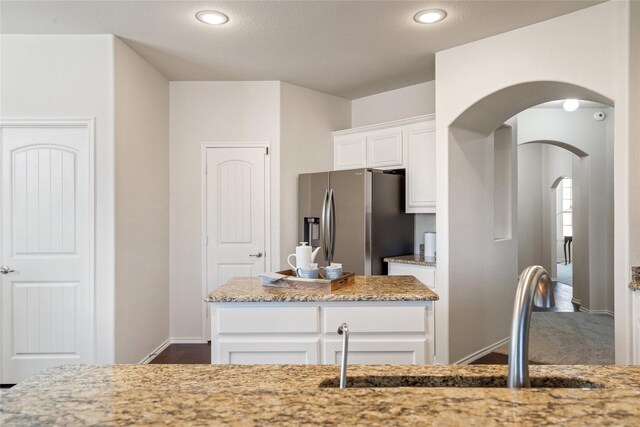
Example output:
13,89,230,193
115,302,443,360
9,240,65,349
205,275,438,365
3,364,640,426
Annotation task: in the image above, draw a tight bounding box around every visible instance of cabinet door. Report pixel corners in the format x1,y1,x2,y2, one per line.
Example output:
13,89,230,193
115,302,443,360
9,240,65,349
366,128,404,168
406,122,436,213
216,339,320,364
334,135,366,170
324,339,427,365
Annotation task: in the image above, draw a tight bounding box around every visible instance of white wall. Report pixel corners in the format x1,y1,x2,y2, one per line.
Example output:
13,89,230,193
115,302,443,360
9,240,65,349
280,83,351,267
628,2,640,364
447,125,519,363
113,38,170,363
0,35,116,363
351,81,435,127
169,81,281,341
414,214,436,255
435,1,632,363
517,143,543,272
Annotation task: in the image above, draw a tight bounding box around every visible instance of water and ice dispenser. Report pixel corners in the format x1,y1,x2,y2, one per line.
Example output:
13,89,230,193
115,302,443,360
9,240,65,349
304,217,321,247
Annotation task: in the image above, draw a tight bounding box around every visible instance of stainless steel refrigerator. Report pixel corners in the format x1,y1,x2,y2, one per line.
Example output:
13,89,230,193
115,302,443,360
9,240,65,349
298,169,413,275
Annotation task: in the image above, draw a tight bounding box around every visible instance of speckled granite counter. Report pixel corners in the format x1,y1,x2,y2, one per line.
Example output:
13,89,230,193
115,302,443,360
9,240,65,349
629,267,640,290
384,254,436,267
3,364,640,426
205,275,439,302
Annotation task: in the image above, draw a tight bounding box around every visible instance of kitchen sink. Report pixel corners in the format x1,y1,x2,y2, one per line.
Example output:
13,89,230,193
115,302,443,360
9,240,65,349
318,375,603,389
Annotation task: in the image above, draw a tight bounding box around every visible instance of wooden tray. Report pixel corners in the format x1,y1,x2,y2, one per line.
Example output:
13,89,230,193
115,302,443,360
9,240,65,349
263,269,354,292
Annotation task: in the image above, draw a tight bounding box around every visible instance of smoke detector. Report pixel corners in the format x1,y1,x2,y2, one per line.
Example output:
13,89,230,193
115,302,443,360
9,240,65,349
593,111,606,121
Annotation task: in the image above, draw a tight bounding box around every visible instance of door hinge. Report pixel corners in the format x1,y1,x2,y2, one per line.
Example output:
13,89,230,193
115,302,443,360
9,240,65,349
206,236,209,246
265,147,269,155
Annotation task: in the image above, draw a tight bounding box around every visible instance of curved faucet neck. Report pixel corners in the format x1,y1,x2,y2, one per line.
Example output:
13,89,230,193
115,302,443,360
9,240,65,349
508,266,554,389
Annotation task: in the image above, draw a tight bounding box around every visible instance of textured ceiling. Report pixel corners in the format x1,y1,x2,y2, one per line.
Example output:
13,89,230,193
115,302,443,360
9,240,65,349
1,1,603,99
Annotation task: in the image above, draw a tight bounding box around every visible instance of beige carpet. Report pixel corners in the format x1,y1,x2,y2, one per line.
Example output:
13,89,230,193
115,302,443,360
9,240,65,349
494,313,614,365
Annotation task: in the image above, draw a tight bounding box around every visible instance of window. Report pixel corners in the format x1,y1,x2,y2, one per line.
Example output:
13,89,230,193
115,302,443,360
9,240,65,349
561,178,572,237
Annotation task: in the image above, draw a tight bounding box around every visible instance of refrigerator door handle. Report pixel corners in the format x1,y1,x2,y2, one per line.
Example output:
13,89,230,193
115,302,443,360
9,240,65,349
329,189,336,262
321,189,329,261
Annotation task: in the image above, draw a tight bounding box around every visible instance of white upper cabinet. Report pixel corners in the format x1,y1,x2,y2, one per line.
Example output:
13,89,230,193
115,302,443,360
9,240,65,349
334,134,366,170
366,128,403,168
406,120,436,213
333,114,436,213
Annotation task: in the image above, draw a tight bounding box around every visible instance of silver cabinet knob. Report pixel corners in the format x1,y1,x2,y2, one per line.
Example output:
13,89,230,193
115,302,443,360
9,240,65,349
0,266,15,274
249,252,263,258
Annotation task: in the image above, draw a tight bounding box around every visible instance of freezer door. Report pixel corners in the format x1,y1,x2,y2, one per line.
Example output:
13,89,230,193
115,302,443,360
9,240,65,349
298,172,330,261
370,171,414,275
329,169,366,274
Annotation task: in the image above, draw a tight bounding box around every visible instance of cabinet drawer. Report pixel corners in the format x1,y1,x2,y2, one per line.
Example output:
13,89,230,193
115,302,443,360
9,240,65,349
323,306,425,333
216,306,319,334
323,339,426,365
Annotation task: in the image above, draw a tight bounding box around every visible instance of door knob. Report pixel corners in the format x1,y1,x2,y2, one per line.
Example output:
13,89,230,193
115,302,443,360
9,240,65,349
249,252,263,258
0,266,15,274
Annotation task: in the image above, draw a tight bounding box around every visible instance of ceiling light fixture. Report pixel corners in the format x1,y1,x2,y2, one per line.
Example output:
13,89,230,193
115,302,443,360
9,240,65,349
563,99,580,112
414,9,447,24
196,10,229,25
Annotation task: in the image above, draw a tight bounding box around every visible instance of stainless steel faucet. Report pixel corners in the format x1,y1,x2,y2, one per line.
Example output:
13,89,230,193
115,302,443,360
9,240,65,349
508,265,555,389
337,323,349,389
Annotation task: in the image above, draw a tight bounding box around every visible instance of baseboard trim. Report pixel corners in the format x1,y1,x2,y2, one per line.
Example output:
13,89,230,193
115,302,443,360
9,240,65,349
455,336,510,365
139,338,171,364
170,337,207,344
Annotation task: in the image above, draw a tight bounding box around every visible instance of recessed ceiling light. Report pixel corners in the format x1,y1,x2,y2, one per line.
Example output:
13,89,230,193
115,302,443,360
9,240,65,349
414,9,447,24
563,99,580,112
196,10,229,25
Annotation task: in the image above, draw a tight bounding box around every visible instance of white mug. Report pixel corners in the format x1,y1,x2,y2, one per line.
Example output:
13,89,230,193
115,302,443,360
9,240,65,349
320,265,343,279
296,267,319,279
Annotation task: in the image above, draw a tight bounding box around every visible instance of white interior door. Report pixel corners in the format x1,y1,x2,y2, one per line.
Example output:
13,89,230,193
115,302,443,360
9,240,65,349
1,121,93,384
206,146,268,296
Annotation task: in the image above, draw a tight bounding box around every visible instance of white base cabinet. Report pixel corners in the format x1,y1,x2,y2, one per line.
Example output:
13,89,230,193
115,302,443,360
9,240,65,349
209,301,435,365
388,264,436,290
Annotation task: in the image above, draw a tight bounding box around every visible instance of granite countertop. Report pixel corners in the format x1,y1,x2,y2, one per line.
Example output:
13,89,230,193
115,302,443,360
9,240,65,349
629,267,640,290
205,275,439,303
3,364,640,426
384,254,436,267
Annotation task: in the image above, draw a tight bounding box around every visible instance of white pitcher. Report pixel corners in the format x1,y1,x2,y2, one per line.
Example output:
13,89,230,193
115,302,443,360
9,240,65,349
287,242,321,271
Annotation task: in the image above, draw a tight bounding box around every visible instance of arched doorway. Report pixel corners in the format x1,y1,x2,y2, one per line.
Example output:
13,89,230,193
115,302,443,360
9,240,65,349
441,81,617,364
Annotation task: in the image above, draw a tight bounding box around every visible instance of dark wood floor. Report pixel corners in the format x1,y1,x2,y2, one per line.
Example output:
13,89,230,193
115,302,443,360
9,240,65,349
150,343,211,364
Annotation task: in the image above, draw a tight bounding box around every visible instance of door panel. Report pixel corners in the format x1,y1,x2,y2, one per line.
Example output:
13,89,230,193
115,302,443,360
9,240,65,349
2,124,93,384
329,169,365,274
206,147,267,297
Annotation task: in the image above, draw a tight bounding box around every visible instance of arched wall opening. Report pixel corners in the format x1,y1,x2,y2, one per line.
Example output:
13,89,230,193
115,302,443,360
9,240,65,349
516,139,603,315
444,81,614,363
